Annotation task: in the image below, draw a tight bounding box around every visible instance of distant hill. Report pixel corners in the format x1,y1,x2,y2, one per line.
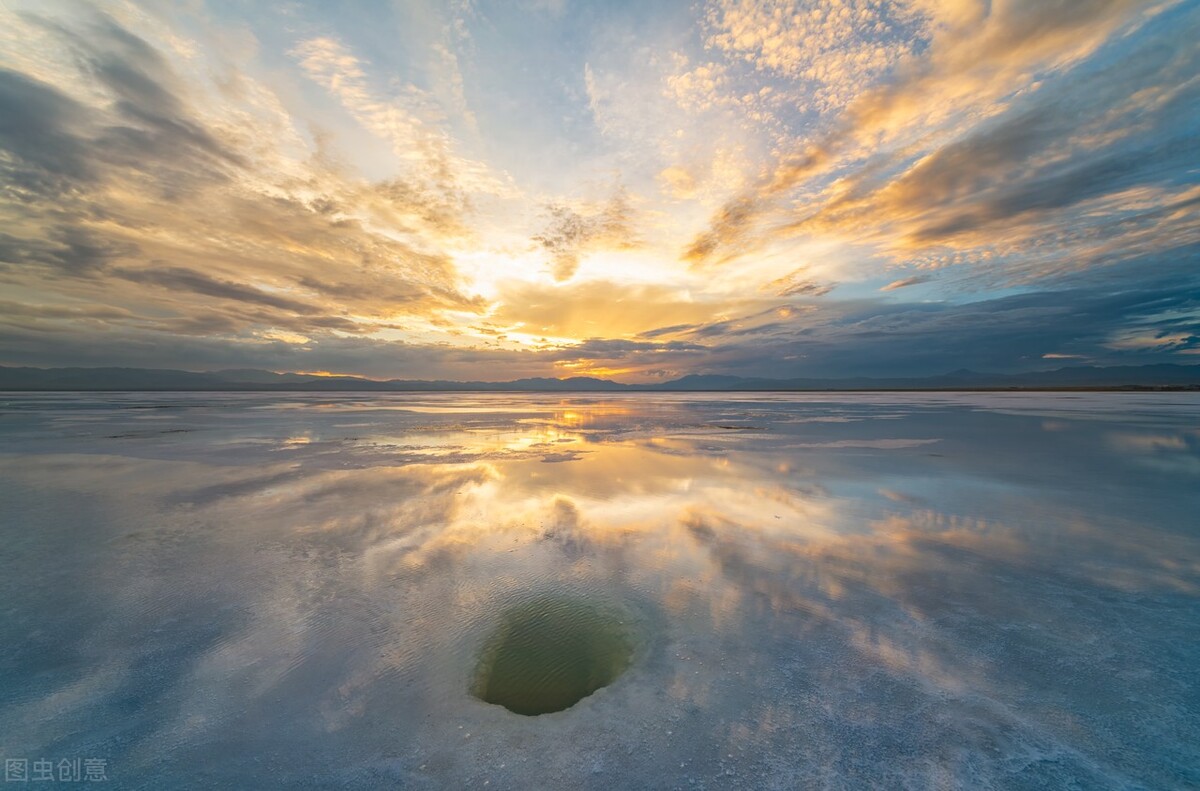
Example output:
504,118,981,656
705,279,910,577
659,364,1200,391
1,363,1199,391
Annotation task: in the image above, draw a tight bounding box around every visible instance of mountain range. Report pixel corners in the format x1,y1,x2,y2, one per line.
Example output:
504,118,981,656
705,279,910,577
1,364,1199,391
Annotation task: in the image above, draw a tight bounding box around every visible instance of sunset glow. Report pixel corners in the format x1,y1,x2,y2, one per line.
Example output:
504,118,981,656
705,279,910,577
1,0,1197,381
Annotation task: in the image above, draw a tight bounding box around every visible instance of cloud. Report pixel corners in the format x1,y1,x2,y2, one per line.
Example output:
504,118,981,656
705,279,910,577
764,268,834,297
0,318,707,382
702,0,929,112
532,189,640,280
665,60,733,114
549,337,707,360
718,268,1200,377
880,275,930,291
684,0,1195,283
4,254,1197,381
291,36,511,211
112,266,322,315
0,67,95,190
0,9,485,355
1,1,1197,382
488,278,799,345
492,281,696,339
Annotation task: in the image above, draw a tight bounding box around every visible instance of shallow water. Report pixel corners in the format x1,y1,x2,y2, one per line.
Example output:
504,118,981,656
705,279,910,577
472,594,636,716
0,391,1197,789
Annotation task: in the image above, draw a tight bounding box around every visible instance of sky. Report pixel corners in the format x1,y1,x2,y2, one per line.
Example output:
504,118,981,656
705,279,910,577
0,0,1197,382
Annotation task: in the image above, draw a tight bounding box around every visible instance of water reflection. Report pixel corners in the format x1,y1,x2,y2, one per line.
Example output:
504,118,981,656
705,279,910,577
0,392,1198,789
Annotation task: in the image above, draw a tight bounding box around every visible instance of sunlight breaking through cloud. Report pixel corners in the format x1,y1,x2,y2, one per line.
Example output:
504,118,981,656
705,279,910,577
0,0,1196,380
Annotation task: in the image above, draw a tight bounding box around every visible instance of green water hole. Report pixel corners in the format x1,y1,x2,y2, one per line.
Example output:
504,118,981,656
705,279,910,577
472,595,636,716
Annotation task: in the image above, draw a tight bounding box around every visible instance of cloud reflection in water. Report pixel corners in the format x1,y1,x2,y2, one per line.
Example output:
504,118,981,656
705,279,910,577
0,392,1197,789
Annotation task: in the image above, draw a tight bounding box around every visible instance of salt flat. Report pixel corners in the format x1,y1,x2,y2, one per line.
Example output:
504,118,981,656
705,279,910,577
1,392,1197,789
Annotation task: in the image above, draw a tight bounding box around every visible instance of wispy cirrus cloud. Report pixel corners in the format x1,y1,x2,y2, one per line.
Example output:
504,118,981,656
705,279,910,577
291,36,514,211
